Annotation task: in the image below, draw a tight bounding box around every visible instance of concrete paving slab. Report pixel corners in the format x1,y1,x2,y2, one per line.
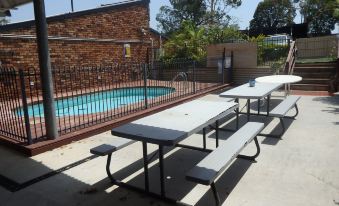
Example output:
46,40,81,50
0,93,338,206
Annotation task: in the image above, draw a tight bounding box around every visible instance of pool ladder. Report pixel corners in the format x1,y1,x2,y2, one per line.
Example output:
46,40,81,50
171,72,188,91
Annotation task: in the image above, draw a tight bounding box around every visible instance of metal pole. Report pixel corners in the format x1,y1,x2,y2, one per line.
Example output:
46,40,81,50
230,51,234,83
215,120,219,148
19,70,33,145
193,61,196,93
142,142,149,192
221,48,226,84
158,145,165,197
202,127,206,149
33,0,58,139
235,98,239,130
143,64,148,109
71,0,74,12
247,99,250,122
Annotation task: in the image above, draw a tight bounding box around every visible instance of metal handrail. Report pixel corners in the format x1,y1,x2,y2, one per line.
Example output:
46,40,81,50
329,40,339,93
284,41,297,75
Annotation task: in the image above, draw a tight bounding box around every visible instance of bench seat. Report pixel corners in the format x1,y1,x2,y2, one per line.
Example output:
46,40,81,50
186,122,264,186
270,95,300,117
268,95,300,137
90,138,135,183
186,122,264,206
90,138,135,156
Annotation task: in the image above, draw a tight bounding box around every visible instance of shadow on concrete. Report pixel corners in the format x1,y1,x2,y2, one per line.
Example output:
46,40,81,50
313,95,339,125
91,146,254,206
205,114,294,146
195,159,253,206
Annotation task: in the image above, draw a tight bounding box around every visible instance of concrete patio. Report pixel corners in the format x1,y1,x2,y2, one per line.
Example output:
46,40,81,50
0,92,338,206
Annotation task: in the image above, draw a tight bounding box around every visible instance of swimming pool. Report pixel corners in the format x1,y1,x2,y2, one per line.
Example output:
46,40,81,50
16,87,175,117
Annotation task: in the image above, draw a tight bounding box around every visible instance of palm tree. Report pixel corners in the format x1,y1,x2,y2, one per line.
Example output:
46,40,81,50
164,21,208,60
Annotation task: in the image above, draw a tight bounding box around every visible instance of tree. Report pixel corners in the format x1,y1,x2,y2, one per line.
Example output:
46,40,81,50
163,21,208,60
334,0,339,19
156,0,207,35
156,0,241,34
249,0,296,33
162,21,245,60
299,0,338,35
207,25,246,43
204,0,242,25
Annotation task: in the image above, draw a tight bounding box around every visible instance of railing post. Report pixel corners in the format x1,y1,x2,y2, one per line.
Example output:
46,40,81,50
193,61,196,94
19,69,33,145
230,51,234,83
221,48,226,84
143,64,148,109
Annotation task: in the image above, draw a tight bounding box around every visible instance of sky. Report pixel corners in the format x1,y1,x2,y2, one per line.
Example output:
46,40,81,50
7,0,304,31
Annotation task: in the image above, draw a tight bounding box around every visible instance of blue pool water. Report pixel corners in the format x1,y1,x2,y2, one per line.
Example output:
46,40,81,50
17,87,175,117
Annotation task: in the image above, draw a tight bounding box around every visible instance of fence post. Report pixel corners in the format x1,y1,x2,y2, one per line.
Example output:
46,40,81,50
19,69,33,145
193,61,196,94
230,51,234,83
222,48,226,84
143,64,148,109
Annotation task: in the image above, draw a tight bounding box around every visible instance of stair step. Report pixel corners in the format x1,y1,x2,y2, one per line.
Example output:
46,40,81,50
291,90,332,96
300,78,330,84
294,67,336,73
295,62,337,67
291,83,329,91
293,72,334,78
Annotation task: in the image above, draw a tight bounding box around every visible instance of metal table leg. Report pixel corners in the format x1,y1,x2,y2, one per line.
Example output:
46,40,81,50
142,142,149,192
266,95,271,116
158,145,165,197
203,128,206,149
215,120,219,148
247,99,250,122
235,98,239,130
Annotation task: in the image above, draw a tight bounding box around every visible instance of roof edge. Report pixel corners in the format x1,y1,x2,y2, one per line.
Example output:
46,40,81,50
149,28,168,39
0,0,150,32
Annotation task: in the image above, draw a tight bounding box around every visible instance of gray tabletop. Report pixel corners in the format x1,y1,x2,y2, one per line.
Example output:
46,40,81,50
111,100,238,146
219,82,283,99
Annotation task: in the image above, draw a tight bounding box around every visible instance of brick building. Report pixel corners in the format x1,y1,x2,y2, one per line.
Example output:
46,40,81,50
0,0,163,69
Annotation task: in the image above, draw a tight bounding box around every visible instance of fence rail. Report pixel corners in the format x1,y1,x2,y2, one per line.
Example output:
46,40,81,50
0,60,223,144
257,38,290,67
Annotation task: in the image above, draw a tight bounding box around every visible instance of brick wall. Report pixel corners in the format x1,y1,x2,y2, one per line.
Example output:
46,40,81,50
0,0,161,69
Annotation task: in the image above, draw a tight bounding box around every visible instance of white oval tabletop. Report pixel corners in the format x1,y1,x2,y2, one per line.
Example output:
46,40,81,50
255,75,302,84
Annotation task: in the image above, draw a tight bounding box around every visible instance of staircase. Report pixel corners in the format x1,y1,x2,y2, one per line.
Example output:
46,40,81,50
291,62,337,91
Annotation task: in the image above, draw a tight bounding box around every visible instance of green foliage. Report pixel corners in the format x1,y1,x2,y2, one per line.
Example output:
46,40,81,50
207,25,247,43
161,22,246,61
257,42,289,66
249,0,296,32
162,21,208,61
251,35,289,66
299,0,338,35
156,0,207,35
156,0,242,35
248,34,265,42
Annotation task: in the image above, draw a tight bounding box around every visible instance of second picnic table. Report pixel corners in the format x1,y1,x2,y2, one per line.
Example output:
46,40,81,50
219,82,283,122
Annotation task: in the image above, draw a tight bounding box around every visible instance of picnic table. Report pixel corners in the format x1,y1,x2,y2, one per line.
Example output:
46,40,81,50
111,99,238,201
255,75,302,96
219,82,283,122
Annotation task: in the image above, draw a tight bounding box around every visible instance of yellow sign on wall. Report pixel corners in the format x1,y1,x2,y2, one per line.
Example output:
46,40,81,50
124,44,131,58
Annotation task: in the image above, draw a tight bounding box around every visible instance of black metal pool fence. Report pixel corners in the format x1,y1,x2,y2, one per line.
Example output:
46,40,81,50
257,38,291,67
0,59,224,145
